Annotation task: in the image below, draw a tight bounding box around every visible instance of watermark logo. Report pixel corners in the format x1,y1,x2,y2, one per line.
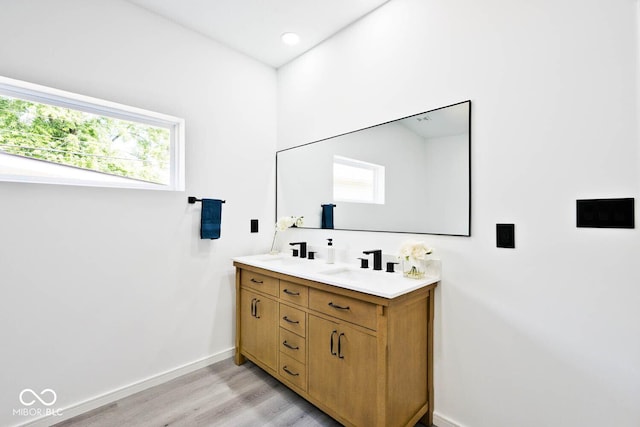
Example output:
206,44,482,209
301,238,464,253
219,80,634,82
13,389,63,418
19,389,57,406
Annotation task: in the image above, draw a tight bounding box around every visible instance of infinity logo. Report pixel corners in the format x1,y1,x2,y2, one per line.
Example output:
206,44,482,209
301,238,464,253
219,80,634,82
19,389,57,407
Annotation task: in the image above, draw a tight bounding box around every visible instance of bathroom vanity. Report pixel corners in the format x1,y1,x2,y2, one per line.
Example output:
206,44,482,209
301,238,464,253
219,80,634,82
233,254,439,427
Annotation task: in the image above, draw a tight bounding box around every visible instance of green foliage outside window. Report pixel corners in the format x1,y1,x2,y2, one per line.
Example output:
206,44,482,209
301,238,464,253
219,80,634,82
0,95,170,184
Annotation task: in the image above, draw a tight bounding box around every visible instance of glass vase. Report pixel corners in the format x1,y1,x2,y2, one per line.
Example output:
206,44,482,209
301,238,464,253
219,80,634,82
269,231,279,254
402,258,427,279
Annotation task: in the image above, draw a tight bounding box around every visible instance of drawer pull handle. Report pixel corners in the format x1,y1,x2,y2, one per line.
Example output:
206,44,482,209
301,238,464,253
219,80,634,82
282,340,299,350
283,289,300,296
250,298,256,317
338,332,345,359
330,330,338,356
250,278,264,284
328,302,350,310
283,366,299,377
254,299,261,318
282,316,299,324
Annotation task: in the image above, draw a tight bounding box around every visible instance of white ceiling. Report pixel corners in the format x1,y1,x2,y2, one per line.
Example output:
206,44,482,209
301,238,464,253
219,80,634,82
126,0,390,68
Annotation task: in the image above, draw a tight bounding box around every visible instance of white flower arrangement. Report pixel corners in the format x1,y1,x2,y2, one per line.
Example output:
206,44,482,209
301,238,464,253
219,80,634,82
271,216,304,253
275,215,304,232
399,240,433,279
399,240,433,261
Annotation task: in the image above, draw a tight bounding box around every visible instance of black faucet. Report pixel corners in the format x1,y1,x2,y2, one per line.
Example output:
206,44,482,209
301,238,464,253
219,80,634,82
289,242,307,258
362,249,382,271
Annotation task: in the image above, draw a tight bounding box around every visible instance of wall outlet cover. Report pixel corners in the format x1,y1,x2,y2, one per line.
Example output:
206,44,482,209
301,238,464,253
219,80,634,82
496,224,515,248
576,198,634,228
250,219,259,233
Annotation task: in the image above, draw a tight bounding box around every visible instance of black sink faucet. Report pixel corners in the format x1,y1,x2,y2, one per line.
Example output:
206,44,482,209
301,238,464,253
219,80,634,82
362,249,382,271
289,242,307,258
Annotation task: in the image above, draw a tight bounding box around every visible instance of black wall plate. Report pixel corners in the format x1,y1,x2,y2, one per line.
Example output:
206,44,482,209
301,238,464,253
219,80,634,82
576,198,634,228
250,219,259,233
496,224,515,248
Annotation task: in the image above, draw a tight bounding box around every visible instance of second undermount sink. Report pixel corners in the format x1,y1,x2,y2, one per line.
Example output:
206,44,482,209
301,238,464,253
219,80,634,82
254,254,304,264
318,266,380,281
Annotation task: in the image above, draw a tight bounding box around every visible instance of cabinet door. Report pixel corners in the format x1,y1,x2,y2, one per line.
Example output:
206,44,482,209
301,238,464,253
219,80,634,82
240,288,278,371
334,322,377,427
308,315,341,411
308,315,377,427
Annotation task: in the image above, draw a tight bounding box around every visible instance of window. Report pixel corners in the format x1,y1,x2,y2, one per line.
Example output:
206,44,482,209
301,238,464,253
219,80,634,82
333,155,385,204
0,76,184,190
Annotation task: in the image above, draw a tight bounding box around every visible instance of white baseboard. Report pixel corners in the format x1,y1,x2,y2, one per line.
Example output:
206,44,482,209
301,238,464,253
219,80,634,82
19,348,235,427
434,412,463,427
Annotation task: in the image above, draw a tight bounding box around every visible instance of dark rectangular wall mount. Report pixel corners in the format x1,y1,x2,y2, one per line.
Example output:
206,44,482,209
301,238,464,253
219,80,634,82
250,219,259,233
576,198,635,228
496,224,515,248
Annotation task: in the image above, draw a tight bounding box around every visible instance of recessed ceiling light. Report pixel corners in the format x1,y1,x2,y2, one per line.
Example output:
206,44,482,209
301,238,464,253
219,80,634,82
281,32,300,46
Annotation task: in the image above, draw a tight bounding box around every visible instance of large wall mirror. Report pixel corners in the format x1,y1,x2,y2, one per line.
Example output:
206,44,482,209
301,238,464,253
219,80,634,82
276,100,471,235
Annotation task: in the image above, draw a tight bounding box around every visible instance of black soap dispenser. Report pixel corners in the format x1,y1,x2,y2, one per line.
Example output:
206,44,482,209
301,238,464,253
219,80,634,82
326,238,335,264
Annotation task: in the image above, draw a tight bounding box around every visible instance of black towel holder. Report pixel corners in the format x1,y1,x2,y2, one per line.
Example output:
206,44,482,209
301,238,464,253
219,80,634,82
188,196,226,204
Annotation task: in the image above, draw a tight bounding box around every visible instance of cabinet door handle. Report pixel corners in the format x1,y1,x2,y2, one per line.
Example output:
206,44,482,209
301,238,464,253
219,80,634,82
250,298,256,317
250,278,264,284
330,330,338,356
283,289,300,296
282,366,299,377
254,299,261,318
328,302,350,310
282,340,299,350
338,333,345,359
282,316,299,324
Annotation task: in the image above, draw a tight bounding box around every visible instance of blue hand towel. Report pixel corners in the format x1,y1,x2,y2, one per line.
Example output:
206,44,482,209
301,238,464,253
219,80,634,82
201,199,223,239
321,204,335,229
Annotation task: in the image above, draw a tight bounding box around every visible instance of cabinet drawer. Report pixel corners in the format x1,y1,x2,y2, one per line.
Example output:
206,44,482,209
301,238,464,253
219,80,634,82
279,281,308,307
279,353,307,391
240,270,278,297
309,288,377,330
279,327,306,364
279,304,306,337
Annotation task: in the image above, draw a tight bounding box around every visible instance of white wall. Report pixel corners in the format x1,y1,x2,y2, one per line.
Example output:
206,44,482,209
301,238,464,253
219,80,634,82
0,1,276,426
278,0,640,426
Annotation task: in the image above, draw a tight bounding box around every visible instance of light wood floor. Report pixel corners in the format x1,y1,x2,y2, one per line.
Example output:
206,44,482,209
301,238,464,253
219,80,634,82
55,357,429,427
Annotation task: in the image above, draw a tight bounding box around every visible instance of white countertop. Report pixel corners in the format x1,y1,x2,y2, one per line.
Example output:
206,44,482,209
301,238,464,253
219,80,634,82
233,253,440,299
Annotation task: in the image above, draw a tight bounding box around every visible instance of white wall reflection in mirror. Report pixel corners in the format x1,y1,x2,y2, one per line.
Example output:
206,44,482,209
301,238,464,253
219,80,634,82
277,100,471,235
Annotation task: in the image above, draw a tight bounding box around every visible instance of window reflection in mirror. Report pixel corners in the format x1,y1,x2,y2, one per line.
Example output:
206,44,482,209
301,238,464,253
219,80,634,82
333,155,385,205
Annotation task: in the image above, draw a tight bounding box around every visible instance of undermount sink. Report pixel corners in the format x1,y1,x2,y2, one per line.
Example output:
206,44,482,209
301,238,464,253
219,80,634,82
318,266,378,281
254,254,284,261
255,254,299,262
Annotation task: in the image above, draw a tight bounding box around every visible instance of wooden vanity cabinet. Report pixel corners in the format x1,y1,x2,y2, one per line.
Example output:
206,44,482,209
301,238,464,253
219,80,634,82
308,314,377,427
234,262,437,427
237,269,279,373
238,288,278,372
